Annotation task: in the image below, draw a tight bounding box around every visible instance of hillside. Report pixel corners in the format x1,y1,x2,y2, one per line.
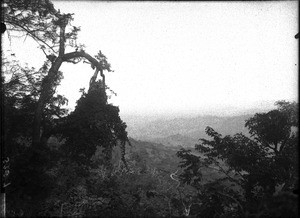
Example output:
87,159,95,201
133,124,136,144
111,138,182,173
122,114,253,147
110,137,224,182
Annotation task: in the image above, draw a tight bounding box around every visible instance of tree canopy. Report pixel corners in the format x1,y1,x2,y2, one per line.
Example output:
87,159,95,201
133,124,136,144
177,101,298,217
2,0,131,216
3,0,113,148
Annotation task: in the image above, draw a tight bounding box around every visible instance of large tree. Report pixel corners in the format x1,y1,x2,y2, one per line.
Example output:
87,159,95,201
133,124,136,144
3,0,113,148
2,1,132,216
56,79,129,168
177,101,298,217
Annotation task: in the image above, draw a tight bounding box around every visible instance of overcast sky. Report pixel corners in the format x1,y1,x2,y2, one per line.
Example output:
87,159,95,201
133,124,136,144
3,1,298,116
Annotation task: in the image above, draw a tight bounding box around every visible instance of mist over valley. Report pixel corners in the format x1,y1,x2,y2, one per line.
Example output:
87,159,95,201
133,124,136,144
122,113,256,147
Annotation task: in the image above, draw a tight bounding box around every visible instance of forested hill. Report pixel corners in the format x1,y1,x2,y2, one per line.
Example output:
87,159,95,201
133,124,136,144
123,114,252,147
125,138,181,172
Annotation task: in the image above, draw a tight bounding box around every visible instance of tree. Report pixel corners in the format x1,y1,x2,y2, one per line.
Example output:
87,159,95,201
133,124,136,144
56,80,129,168
176,101,298,217
3,0,113,148
1,58,68,216
3,1,131,216
244,101,298,193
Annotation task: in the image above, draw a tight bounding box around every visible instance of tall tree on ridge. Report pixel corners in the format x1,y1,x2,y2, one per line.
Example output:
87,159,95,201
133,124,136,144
3,0,113,148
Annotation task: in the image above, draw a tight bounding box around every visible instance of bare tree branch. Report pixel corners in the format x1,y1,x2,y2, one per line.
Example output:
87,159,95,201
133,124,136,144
63,51,101,69
5,20,56,53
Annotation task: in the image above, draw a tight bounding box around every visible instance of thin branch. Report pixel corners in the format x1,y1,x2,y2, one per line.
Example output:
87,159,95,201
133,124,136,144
6,20,56,53
279,137,289,152
233,169,246,181
40,47,49,57
205,159,242,186
23,32,29,42
58,21,66,57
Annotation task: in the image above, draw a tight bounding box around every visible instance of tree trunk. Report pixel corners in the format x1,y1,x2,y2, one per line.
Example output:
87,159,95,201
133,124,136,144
31,50,106,148
32,59,63,148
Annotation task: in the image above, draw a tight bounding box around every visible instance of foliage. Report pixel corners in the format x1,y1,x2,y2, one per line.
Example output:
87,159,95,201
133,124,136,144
2,57,67,152
4,0,113,149
56,83,129,167
3,0,129,216
176,101,298,217
3,0,84,55
6,146,57,217
3,58,68,216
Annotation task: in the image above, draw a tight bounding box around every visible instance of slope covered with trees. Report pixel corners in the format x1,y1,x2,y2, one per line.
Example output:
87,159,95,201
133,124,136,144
176,101,298,217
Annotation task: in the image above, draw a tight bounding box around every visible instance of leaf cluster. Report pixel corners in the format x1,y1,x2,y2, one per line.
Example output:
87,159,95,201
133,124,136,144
176,101,299,217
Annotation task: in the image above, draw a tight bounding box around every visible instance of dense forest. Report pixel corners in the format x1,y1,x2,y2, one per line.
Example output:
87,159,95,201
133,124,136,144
1,1,298,217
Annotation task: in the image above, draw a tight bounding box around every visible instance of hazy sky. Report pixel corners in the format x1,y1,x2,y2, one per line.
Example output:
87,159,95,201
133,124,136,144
3,1,298,116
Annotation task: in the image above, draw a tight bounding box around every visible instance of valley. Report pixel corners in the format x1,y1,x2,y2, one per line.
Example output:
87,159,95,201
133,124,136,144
122,114,253,147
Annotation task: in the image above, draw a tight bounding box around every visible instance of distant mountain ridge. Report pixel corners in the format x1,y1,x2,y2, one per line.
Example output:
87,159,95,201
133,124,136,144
122,114,254,147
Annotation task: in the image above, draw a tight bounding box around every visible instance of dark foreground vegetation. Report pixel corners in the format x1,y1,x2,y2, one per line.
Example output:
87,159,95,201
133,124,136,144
1,0,298,217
